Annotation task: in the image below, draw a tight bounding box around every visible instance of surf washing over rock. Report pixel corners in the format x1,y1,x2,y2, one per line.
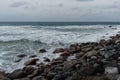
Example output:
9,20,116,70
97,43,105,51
0,22,120,72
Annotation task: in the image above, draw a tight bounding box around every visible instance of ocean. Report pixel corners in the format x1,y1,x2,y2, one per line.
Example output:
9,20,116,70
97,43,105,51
0,22,120,72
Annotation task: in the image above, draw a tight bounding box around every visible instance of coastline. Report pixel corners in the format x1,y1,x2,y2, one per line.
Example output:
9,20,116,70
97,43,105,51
1,33,120,80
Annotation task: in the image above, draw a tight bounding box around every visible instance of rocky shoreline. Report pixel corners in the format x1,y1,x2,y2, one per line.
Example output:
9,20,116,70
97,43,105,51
1,34,120,80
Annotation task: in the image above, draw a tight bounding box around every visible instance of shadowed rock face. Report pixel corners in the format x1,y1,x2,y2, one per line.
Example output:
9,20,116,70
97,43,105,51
2,34,120,80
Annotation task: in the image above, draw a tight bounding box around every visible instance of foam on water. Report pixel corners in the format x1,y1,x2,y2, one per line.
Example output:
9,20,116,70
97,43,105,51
0,25,120,72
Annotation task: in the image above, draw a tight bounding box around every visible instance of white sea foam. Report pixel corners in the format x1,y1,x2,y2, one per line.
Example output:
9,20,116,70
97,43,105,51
0,25,120,72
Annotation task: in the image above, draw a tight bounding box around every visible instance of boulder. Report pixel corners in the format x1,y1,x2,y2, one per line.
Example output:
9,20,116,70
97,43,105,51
53,48,65,53
60,51,70,57
23,66,36,75
24,58,39,66
8,69,26,79
0,72,10,80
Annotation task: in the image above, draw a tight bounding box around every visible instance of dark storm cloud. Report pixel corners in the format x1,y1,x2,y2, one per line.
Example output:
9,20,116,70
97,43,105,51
10,1,29,7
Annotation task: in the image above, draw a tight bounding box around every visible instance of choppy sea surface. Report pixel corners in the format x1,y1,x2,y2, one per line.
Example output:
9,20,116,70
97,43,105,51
0,22,120,72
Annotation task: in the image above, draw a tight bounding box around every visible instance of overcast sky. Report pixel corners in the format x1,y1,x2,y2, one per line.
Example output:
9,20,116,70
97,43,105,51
0,0,119,22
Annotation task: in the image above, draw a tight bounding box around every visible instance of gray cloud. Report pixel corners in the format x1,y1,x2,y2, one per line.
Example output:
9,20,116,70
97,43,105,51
10,1,29,7
76,0,94,2
59,4,63,7
71,7,78,10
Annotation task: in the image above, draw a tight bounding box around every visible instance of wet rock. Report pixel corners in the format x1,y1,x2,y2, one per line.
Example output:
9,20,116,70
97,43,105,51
75,52,85,59
116,40,120,44
99,39,106,46
82,47,93,52
24,58,39,66
80,65,97,75
52,73,62,80
90,56,97,60
8,69,26,79
60,51,70,57
90,76,110,80
43,57,50,62
39,49,46,53
29,55,37,58
17,54,27,58
20,78,30,80
105,67,119,74
27,69,39,78
33,76,46,80
37,63,45,73
0,72,10,80
68,47,77,53
85,50,98,58
23,66,36,75
14,59,22,63
53,48,65,53
47,72,56,80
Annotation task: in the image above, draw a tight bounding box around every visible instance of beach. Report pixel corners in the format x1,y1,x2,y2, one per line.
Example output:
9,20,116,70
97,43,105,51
0,22,120,80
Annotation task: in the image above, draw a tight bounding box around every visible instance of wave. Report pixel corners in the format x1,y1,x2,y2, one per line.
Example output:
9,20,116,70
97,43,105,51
0,39,46,44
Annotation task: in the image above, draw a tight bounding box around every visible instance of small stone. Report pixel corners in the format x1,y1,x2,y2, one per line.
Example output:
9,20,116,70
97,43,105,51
105,67,119,74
